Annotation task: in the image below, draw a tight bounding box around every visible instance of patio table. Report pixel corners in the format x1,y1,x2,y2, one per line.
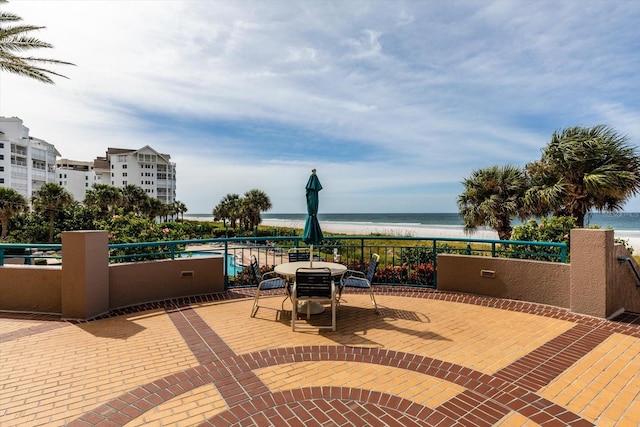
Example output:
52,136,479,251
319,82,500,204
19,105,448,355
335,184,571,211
274,261,347,314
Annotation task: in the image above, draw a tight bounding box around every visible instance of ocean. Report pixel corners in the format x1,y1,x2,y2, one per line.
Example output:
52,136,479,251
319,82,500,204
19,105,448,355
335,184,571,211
186,212,640,232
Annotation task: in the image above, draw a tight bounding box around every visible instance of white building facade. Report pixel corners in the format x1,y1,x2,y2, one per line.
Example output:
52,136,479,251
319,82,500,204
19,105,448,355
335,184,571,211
0,117,59,200
92,146,177,204
2,117,177,204
56,159,96,202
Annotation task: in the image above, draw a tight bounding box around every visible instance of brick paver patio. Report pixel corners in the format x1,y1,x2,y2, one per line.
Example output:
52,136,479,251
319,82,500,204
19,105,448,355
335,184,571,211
1,287,639,426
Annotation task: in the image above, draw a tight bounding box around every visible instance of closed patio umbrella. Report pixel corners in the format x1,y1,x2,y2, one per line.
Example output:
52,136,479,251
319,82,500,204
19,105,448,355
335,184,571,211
302,169,323,266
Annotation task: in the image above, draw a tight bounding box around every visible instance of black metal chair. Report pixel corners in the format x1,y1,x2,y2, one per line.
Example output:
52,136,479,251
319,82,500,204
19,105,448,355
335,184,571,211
291,267,335,331
249,255,289,317
288,248,310,262
339,253,379,310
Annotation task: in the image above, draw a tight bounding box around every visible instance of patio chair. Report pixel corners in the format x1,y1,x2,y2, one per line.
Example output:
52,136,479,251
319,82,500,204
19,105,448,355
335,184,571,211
249,255,289,317
288,248,310,262
339,253,379,310
291,267,336,331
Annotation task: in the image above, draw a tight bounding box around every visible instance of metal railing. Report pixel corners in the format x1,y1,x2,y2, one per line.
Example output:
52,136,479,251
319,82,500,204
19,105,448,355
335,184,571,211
617,257,640,288
0,243,62,266
1,235,568,289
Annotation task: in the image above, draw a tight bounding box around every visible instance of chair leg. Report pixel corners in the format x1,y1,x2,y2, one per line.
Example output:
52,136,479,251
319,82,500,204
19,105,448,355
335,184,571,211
251,287,262,317
291,294,297,331
369,287,378,310
331,299,336,331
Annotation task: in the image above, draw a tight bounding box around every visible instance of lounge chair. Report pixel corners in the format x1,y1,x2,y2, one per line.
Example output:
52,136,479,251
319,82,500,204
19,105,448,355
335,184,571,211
291,267,335,331
249,255,289,317
339,253,379,310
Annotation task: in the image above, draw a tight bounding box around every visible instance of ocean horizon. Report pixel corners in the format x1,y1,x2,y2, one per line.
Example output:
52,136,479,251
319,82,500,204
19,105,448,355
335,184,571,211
185,212,640,233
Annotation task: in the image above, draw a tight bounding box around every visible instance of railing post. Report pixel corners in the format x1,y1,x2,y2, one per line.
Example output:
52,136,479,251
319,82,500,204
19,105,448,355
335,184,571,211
360,239,365,272
224,240,229,290
432,240,438,288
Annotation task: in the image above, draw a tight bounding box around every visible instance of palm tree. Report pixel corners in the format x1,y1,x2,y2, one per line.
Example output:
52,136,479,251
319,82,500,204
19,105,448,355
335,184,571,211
525,125,640,227
458,165,529,240
213,194,242,229
0,0,75,83
173,201,187,221
142,197,165,221
121,184,148,214
32,183,73,242
243,189,272,230
84,184,122,219
0,187,27,239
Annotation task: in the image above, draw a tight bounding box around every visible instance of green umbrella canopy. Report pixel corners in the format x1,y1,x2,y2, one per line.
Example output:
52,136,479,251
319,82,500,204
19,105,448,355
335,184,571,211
302,169,323,245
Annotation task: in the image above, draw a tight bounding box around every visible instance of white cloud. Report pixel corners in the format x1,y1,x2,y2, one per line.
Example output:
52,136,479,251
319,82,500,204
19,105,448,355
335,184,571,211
2,0,640,213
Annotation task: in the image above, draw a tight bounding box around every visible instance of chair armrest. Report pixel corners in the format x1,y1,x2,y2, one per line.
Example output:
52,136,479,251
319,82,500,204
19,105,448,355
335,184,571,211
341,270,365,283
261,271,279,280
342,270,366,278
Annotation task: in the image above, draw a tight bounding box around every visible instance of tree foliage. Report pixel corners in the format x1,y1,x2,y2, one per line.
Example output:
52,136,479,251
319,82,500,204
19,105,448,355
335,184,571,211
0,0,74,83
525,125,640,227
32,183,73,242
0,186,27,239
457,164,529,240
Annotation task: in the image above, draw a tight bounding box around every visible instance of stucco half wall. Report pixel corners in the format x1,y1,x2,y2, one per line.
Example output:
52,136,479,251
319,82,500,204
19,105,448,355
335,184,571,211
437,255,571,309
0,265,62,313
109,257,225,310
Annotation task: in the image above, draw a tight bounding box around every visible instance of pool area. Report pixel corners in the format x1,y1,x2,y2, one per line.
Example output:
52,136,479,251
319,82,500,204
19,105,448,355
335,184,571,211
181,250,243,276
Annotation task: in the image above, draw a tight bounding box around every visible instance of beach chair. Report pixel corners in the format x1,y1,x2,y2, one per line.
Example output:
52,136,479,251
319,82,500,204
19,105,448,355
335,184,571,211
339,253,379,310
249,255,289,317
291,267,336,331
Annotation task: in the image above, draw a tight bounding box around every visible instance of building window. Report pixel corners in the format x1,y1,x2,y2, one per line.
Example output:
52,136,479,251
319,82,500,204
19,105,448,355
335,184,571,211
85,176,88,180
0,178,3,183
122,172,127,177
122,164,127,169
0,155,3,160
0,143,3,148
123,181,127,185
85,183,88,187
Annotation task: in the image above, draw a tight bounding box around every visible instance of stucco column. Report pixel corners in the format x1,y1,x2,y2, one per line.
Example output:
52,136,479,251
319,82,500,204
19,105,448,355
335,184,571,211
570,228,614,318
61,230,109,320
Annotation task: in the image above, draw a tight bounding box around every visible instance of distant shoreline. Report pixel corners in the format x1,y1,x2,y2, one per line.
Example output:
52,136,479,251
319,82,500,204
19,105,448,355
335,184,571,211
186,215,640,253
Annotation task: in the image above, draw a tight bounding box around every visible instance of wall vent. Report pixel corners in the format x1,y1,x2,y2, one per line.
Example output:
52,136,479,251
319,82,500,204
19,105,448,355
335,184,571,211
181,271,194,278
480,270,495,278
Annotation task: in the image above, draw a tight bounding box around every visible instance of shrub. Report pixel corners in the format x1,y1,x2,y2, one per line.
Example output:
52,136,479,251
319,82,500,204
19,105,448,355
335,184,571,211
509,216,575,261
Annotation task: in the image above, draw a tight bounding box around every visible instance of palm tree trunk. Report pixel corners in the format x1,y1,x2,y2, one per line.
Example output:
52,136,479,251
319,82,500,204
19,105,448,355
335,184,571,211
0,215,8,240
48,211,55,243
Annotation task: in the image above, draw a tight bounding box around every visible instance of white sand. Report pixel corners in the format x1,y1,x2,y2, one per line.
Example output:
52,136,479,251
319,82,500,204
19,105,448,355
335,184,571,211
261,219,640,253
189,216,640,252
260,219,500,240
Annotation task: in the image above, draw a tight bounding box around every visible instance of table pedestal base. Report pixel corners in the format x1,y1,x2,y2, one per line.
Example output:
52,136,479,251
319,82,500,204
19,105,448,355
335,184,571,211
297,301,325,315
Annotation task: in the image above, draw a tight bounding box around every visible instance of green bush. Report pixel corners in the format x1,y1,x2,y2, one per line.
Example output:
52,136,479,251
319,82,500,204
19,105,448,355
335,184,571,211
509,216,575,261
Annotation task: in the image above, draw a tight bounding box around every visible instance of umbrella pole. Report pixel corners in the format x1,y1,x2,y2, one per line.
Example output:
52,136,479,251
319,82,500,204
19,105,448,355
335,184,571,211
309,244,313,267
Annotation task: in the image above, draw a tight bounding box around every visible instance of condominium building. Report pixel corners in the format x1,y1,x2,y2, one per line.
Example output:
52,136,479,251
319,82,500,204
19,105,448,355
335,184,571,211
56,159,96,201
0,116,60,200
2,117,177,204
92,146,177,204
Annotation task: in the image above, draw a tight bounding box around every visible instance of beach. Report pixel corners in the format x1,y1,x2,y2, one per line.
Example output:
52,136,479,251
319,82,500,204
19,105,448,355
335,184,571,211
260,219,640,253
261,219,500,240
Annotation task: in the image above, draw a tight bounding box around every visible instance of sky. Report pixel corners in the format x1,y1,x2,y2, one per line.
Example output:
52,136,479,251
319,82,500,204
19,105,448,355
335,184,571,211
2,0,640,214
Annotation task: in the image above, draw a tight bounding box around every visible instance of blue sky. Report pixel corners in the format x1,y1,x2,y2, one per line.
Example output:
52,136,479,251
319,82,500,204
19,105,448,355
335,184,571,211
2,0,640,214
